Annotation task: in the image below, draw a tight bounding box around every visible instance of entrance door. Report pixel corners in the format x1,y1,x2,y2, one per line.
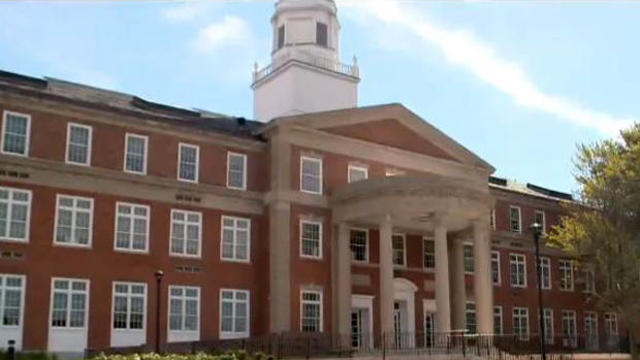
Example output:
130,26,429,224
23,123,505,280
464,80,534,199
424,312,436,348
351,308,370,349
393,301,407,348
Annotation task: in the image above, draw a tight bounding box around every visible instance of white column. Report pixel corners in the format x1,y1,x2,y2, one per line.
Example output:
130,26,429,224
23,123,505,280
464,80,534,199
379,215,394,338
335,222,352,337
450,238,466,331
434,223,451,333
473,220,493,334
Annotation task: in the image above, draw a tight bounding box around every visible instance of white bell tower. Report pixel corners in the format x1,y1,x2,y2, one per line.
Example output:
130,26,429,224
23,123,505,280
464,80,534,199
252,0,360,122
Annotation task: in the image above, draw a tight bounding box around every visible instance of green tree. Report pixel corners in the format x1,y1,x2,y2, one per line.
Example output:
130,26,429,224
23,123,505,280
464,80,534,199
548,124,640,358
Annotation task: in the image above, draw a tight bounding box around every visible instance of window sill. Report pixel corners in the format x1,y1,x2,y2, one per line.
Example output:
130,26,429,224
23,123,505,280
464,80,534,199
170,253,202,259
0,238,28,244
220,332,249,340
220,258,251,264
53,242,92,250
114,248,149,255
300,255,324,261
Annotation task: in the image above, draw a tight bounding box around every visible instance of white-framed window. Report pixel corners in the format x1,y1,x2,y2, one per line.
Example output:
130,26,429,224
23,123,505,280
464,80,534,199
423,237,435,270
561,310,577,347
112,282,146,330
534,210,546,233
124,133,148,175
221,216,250,262
220,289,249,339
584,311,599,350
177,143,199,183
350,228,368,263
170,209,202,257
54,195,93,247
512,307,529,341
227,152,247,190
510,253,527,288
464,243,474,273
1,111,30,156
465,301,476,334
559,260,574,291
0,274,25,327
0,187,31,243
493,306,503,335
300,290,322,333
604,313,618,338
300,220,322,259
50,278,89,328
491,251,501,285
65,123,92,166
543,308,554,345
114,202,149,253
348,165,368,183
168,286,200,334
540,257,551,290
392,234,406,267
583,269,596,294
509,206,521,233
300,156,322,194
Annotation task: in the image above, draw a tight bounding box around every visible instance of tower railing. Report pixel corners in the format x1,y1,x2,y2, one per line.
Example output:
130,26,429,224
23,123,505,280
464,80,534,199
253,51,359,84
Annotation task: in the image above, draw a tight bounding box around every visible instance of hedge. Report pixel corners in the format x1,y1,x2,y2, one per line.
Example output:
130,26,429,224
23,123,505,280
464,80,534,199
88,351,274,360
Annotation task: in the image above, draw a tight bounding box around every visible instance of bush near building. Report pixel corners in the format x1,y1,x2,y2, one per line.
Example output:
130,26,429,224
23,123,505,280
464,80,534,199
88,352,274,360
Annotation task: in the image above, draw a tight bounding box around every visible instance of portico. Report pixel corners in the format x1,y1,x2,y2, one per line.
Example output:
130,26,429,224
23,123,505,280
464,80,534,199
331,175,494,339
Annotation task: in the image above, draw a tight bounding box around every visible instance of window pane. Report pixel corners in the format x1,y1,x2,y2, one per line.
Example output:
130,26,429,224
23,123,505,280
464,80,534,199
3,114,28,154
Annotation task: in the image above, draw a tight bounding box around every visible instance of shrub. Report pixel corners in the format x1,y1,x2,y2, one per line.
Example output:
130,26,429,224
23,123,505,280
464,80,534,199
88,352,269,360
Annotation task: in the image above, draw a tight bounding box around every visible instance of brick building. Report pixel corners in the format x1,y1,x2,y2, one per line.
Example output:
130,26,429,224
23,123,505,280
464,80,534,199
0,0,620,356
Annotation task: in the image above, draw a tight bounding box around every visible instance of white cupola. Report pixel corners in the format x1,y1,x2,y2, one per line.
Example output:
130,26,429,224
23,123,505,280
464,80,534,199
252,0,360,122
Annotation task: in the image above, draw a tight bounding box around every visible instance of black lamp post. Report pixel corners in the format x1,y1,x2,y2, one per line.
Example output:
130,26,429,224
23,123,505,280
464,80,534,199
531,222,547,360
154,270,164,354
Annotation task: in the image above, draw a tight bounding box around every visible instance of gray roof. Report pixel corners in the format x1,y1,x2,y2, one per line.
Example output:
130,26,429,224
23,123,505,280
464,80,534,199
0,70,264,141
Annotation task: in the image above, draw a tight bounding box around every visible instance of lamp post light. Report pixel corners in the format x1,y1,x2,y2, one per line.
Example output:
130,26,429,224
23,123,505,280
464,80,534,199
154,270,164,354
531,222,547,360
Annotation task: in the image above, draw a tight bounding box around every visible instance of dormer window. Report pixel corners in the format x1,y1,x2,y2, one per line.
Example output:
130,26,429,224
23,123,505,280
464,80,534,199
277,25,285,50
316,22,328,47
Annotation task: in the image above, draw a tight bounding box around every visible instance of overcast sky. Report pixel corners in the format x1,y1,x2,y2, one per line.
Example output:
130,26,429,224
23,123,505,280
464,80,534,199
2,0,639,193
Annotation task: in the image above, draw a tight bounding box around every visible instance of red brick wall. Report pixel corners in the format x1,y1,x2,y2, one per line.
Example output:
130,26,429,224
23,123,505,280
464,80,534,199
1,105,268,192
0,180,268,350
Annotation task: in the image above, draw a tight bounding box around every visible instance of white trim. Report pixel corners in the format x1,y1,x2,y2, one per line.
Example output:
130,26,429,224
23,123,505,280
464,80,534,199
48,277,90,353
123,133,148,175
509,206,522,234
352,294,375,349
347,164,368,183
169,209,202,258
113,202,150,254
350,227,369,263
53,194,94,248
219,288,250,339
493,305,503,335
299,219,323,259
559,259,575,291
65,122,93,166
540,256,552,290
220,215,251,263
300,156,323,195
392,233,407,268
0,274,26,350
543,308,554,345
110,282,147,347
226,151,248,191
422,236,435,271
512,306,529,341
0,187,32,243
509,253,527,288
463,242,474,274
491,250,501,286
1,110,31,157
300,289,323,333
534,210,546,233
167,285,200,343
584,311,598,348
561,309,577,347
177,142,200,183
